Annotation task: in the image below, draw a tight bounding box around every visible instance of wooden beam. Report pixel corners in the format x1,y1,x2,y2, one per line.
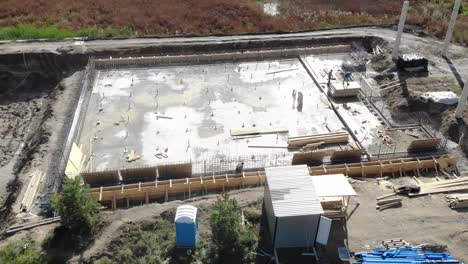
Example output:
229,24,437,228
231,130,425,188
230,127,288,136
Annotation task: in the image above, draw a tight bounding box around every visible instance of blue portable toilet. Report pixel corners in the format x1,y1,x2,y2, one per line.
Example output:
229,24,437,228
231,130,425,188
175,205,198,248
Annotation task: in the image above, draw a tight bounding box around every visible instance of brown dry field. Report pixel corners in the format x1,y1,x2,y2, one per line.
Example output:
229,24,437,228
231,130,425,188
0,0,467,44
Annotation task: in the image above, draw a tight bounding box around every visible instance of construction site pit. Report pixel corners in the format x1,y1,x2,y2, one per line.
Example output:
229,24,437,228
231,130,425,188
64,46,449,189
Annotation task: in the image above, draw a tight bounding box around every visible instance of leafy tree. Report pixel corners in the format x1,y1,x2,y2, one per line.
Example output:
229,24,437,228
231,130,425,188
51,177,101,234
208,193,257,264
0,239,47,264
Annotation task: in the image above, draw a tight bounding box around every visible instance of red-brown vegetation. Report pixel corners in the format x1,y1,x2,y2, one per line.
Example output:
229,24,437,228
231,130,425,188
0,0,466,45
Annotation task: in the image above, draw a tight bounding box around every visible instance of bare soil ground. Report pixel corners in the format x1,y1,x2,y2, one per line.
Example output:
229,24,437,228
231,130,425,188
348,177,468,262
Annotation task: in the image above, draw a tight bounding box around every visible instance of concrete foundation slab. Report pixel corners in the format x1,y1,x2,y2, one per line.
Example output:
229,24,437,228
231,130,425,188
78,58,347,171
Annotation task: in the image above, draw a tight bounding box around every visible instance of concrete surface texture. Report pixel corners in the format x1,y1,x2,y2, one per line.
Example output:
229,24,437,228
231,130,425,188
78,58,346,171
304,54,384,147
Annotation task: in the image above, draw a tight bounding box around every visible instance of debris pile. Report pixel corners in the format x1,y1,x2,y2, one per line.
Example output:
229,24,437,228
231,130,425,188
376,130,393,146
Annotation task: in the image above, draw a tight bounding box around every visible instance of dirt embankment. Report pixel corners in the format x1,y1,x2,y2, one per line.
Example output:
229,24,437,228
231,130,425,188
366,41,468,157
0,53,86,227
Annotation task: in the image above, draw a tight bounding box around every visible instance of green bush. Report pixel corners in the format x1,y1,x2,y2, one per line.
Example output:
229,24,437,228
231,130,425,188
0,239,46,264
101,219,201,264
51,177,101,234
208,193,257,264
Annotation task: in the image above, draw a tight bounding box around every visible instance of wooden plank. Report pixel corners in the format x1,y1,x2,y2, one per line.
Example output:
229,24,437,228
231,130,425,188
410,185,468,196
379,83,401,92
20,170,44,212
377,198,402,205
6,217,62,234
419,177,468,187
288,133,348,143
288,135,349,148
288,131,348,140
230,127,288,136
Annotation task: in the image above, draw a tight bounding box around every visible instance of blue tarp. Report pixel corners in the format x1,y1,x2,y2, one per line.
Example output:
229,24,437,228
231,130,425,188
356,247,461,264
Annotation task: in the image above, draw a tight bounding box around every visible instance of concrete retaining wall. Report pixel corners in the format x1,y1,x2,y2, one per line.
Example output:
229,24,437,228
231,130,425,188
94,45,351,69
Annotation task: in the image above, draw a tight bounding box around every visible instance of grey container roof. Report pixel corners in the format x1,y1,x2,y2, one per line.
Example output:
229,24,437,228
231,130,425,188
265,165,324,217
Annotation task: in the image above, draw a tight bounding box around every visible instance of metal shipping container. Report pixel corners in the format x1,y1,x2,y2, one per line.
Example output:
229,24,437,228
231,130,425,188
264,165,330,249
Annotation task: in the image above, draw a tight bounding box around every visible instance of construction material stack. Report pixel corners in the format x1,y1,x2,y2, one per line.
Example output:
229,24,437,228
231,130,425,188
287,131,349,149
356,247,461,264
409,177,468,197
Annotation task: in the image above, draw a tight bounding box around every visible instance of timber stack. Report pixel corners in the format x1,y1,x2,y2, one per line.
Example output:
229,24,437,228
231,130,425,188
287,131,349,149
409,177,468,197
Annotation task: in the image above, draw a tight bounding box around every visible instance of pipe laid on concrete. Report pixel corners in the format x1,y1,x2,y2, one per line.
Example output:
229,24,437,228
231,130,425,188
442,0,462,57
392,1,409,59
455,81,468,119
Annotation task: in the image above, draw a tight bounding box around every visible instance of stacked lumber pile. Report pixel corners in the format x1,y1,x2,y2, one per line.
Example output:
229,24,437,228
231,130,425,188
446,193,468,209
287,131,349,148
409,177,468,197
375,197,402,211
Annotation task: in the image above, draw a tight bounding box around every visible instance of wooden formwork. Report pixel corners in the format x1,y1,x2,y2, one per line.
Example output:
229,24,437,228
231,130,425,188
408,138,441,152
82,170,120,186
89,171,265,209
292,151,328,165
120,166,158,182
81,163,192,186
308,155,456,177
87,155,456,209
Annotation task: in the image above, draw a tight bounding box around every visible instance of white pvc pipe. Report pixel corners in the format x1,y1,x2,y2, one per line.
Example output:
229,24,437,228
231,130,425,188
442,0,462,57
392,1,409,59
455,81,468,118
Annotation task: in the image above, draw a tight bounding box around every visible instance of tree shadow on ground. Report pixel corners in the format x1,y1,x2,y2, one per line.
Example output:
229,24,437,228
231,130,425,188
41,225,97,264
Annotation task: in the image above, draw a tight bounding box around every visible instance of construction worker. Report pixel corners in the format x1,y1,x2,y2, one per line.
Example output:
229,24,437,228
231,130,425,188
327,69,333,87
235,162,244,174
344,72,352,87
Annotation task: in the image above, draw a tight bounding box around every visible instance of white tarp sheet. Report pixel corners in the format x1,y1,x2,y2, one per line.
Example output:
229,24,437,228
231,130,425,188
311,174,357,197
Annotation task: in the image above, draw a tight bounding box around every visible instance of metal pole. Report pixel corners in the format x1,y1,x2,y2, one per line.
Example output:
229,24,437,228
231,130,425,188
455,81,468,118
392,1,409,59
442,0,462,57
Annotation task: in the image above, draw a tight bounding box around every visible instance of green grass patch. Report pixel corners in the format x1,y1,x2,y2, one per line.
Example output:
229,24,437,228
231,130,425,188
0,239,47,264
0,24,132,40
